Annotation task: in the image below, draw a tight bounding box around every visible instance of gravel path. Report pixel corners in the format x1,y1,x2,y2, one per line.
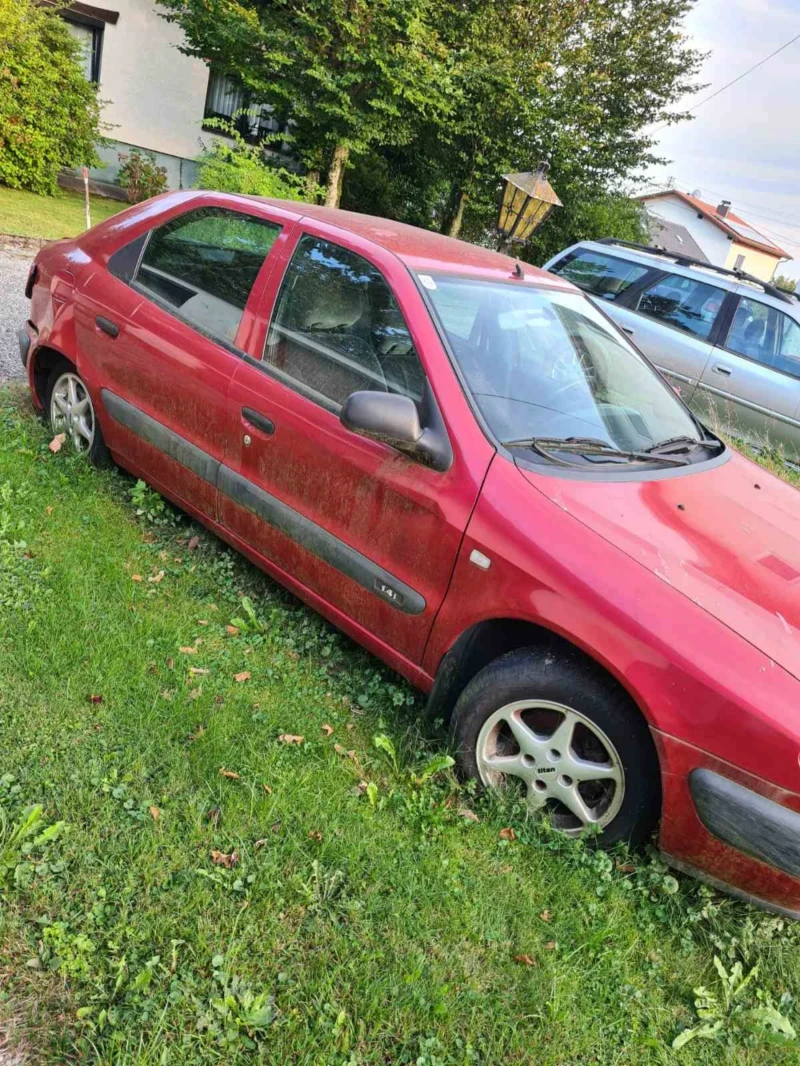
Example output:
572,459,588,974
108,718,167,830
0,249,34,382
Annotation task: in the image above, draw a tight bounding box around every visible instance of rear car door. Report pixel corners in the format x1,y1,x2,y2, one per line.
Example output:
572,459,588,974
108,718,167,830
74,201,292,519
695,293,800,453
222,224,493,667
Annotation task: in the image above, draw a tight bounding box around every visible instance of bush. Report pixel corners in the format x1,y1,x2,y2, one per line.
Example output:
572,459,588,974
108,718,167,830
117,150,168,203
0,0,105,195
196,121,321,202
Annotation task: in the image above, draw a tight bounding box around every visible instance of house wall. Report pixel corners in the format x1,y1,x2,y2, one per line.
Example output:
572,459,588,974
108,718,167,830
723,243,781,282
642,195,781,282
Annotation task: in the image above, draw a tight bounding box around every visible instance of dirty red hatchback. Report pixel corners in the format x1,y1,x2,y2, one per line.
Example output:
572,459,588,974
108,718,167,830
20,191,800,915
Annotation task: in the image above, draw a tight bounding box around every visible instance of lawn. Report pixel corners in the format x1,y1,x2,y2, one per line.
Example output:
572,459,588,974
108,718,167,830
0,186,125,241
0,382,799,1064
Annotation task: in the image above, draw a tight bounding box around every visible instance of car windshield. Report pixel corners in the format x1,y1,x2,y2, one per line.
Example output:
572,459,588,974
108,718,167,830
424,274,703,456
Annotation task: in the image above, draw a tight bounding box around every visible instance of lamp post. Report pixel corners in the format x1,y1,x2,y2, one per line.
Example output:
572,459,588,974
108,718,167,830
496,163,562,252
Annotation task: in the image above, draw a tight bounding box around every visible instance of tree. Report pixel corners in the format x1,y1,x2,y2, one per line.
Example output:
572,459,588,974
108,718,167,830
158,0,454,207
0,0,105,195
348,0,702,260
773,274,797,294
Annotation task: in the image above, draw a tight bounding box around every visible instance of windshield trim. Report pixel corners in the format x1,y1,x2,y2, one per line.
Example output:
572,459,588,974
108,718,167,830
412,268,726,478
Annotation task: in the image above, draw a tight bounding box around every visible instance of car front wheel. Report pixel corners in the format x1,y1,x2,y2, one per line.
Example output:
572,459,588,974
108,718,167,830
450,647,661,846
46,365,110,467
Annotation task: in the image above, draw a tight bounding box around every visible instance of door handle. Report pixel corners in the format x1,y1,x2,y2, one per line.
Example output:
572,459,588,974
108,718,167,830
242,407,275,435
96,315,119,338
622,327,634,335
712,364,732,376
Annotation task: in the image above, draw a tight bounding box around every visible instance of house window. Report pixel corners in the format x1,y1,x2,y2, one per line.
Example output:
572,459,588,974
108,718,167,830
64,17,103,82
203,68,282,145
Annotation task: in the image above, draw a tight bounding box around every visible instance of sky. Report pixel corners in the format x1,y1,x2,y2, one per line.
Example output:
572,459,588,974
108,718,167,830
642,0,800,280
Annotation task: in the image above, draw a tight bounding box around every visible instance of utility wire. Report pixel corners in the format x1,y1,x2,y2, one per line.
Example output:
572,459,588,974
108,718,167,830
652,30,800,133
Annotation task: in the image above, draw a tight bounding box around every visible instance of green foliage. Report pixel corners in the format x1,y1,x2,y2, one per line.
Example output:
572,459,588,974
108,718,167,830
159,0,454,205
773,274,797,294
0,776,66,894
117,150,168,204
346,0,702,255
129,479,177,525
3,382,800,1063
673,956,796,1050
525,192,649,267
196,121,316,201
0,0,105,195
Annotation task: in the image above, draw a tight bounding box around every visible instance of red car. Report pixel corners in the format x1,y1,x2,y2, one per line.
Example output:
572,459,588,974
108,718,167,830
19,191,800,915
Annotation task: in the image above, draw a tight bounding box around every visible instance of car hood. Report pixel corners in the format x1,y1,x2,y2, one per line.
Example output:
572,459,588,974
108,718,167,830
518,451,800,682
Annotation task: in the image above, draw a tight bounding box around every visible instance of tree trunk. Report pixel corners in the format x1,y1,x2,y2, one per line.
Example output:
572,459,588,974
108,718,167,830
446,190,468,238
324,144,350,208
305,169,321,199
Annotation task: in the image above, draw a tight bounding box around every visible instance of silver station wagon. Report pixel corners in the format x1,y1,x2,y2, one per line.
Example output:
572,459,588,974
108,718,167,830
544,239,800,457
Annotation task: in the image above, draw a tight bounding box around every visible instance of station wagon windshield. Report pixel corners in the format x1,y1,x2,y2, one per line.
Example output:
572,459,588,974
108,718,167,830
424,275,707,462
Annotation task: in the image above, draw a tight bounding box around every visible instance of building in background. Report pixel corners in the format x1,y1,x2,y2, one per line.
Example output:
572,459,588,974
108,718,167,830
56,0,286,195
637,190,790,282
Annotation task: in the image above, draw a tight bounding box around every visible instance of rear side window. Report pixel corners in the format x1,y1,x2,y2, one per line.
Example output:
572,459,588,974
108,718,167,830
636,274,725,341
263,235,425,408
726,296,800,379
550,250,650,301
136,207,280,344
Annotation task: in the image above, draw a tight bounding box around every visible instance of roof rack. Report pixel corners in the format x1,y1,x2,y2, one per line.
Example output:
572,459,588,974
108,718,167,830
595,237,793,304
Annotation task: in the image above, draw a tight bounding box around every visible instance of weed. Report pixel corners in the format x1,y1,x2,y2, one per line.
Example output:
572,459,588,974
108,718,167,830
673,956,797,1050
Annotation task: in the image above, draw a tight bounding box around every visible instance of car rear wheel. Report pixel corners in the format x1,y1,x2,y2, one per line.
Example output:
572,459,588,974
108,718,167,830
450,648,661,846
46,366,110,467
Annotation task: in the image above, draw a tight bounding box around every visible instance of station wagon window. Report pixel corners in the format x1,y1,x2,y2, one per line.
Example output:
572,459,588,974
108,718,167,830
263,236,425,408
636,274,725,341
550,250,650,301
725,296,800,379
136,207,280,344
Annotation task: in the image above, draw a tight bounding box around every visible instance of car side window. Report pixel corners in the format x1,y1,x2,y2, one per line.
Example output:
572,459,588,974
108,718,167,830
636,274,725,341
550,250,650,301
263,235,425,408
136,207,281,344
726,296,800,379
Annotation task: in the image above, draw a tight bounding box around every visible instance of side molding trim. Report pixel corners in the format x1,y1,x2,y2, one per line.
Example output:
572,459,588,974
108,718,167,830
690,768,800,877
102,389,220,485
101,390,426,616
218,466,426,615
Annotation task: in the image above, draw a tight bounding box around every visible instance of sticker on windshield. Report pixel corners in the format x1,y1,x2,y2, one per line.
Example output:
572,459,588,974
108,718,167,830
418,274,437,291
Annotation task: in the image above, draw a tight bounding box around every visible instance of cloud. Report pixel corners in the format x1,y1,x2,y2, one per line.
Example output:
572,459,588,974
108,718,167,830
645,0,800,277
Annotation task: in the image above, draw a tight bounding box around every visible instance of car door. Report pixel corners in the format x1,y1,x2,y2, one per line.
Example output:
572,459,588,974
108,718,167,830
74,199,294,519
695,292,800,454
610,271,728,401
221,223,494,668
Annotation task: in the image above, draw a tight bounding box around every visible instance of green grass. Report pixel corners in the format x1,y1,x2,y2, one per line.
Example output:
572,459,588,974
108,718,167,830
0,186,124,241
1,382,799,1064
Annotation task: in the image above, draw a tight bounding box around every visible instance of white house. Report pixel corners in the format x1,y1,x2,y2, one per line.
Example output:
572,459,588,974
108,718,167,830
637,190,790,282
58,0,282,193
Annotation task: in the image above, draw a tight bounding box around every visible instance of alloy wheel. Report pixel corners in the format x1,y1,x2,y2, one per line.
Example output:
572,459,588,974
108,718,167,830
475,699,625,834
50,373,95,454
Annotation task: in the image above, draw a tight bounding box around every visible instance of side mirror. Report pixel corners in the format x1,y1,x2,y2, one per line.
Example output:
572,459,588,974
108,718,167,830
341,389,453,472
341,391,422,447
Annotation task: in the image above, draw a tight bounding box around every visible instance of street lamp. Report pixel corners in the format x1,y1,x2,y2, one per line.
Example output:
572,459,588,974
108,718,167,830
496,163,562,251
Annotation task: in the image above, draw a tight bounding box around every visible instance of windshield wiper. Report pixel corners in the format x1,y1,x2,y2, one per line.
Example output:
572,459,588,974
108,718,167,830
503,436,689,467
646,435,724,455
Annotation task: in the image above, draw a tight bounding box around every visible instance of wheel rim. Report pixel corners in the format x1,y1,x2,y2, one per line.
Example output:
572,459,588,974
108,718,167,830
475,700,625,835
50,373,95,453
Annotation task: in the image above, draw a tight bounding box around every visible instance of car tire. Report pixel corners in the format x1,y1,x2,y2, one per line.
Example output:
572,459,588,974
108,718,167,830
45,363,111,468
449,647,661,847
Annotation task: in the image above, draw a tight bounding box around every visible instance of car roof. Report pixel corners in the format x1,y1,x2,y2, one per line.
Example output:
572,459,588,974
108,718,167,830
568,239,799,315
243,196,573,289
